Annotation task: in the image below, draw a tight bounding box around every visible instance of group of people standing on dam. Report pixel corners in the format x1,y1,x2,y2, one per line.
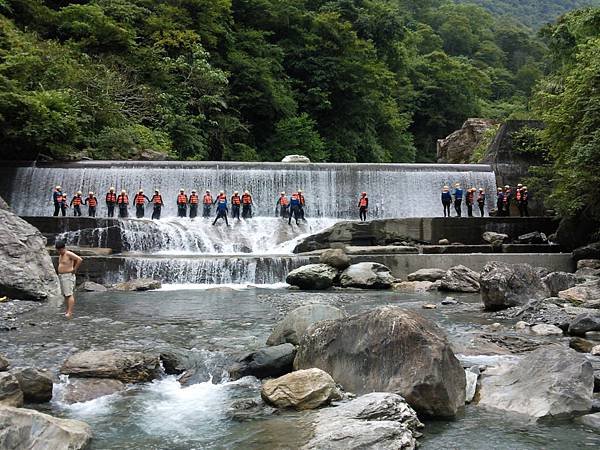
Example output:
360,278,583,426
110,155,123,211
441,183,530,217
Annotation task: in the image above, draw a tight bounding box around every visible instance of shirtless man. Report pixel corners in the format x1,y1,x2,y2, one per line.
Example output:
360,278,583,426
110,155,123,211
55,241,83,319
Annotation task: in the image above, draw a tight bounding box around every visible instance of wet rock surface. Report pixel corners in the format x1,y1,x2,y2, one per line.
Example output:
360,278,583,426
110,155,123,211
286,264,338,290
318,248,350,270
440,265,480,293
407,268,446,282
229,344,296,380
339,262,395,289
61,378,125,404
0,372,23,407
112,278,161,291
542,272,577,297
10,367,53,403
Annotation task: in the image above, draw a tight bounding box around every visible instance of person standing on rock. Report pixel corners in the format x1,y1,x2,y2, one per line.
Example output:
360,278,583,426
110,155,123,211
133,190,151,218
452,183,463,217
466,188,475,217
52,186,67,217
55,241,82,319
84,192,97,217
298,189,306,220
477,188,486,217
151,190,164,220
105,187,117,218
441,186,452,217
231,191,241,220
189,190,199,219
276,192,289,219
70,191,83,217
117,190,129,218
520,186,530,217
289,191,301,225
242,190,253,219
515,183,524,216
177,189,188,218
496,187,504,216
358,192,368,221
202,190,213,218
503,185,512,216
212,191,229,226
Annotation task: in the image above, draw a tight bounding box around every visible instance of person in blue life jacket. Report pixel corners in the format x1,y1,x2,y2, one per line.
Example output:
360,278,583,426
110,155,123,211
477,188,486,217
496,187,504,216
52,186,67,217
452,183,463,217
212,191,229,226
441,185,452,217
288,191,302,225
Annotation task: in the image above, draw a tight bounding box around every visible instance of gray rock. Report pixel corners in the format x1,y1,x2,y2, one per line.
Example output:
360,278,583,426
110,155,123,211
558,280,600,305
0,197,61,301
266,304,345,346
10,367,53,403
281,154,311,163
392,281,435,293
570,337,595,353
340,262,395,289
592,345,600,356
0,354,8,372
480,262,548,311
530,324,563,336
569,313,600,336
79,281,107,292
0,405,92,449
465,370,478,403
407,268,446,282
577,412,600,430
442,297,458,305
482,231,509,247
112,278,161,291
229,344,296,380
61,349,160,383
439,239,450,245
542,272,577,297
295,306,466,417
573,242,600,261
61,378,125,404
586,331,600,340
304,393,424,450
159,350,188,375
261,368,340,410
286,264,338,290
319,248,351,270
516,232,548,244
0,372,23,407
578,260,600,270
478,345,593,420
440,265,480,293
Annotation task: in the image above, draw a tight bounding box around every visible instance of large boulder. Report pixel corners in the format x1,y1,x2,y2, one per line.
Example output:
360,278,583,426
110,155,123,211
10,367,53,403
573,242,600,261
0,197,60,301
436,118,497,164
261,368,340,410
60,350,160,383
478,345,593,420
294,306,465,417
558,280,600,305
340,262,395,289
482,232,509,247
568,313,600,336
0,405,92,449
319,248,351,270
229,344,296,380
266,304,345,346
79,281,108,293
407,268,446,282
439,265,480,293
0,372,23,407
480,262,548,311
542,272,577,297
61,378,125,404
112,278,161,291
286,264,338,290
304,393,424,450
281,154,311,163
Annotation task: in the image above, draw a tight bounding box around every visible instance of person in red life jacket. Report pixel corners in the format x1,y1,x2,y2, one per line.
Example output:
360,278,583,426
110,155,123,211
358,192,368,222
117,190,129,218
496,187,504,215
176,189,188,218
520,186,530,217
503,185,512,216
477,188,486,217
241,190,253,219
133,189,151,219
188,189,199,219
466,188,475,217
288,191,302,225
276,192,289,219
231,191,242,220
84,191,98,217
212,191,229,226
515,183,524,217
151,190,164,220
52,185,67,217
297,189,306,220
105,187,117,218
70,191,83,217
202,190,213,218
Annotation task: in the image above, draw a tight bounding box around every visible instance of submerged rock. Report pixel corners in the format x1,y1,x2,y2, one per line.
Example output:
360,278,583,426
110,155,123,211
286,264,338,290
407,268,446,282
577,412,600,430
261,368,340,410
112,278,161,291
295,306,465,417
304,392,424,450
62,378,125,404
10,367,53,403
439,265,480,293
319,248,351,270
340,262,395,289
542,272,577,297
229,344,296,380
266,304,345,346
0,372,23,407
570,337,595,353
0,405,92,449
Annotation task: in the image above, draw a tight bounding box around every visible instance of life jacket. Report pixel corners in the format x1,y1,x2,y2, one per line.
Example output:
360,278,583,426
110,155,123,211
441,192,452,202
279,196,288,206
117,194,128,205
242,193,252,204
359,197,368,207
521,192,528,202
454,188,463,200
177,194,187,205
216,196,227,210
290,193,300,206
72,196,82,206
466,191,474,203
516,190,522,201
134,194,146,205
152,194,163,205
106,192,117,203
477,193,485,203
87,197,97,207
503,191,510,204
232,195,241,205
55,193,64,203
190,194,199,204
203,194,213,205
299,194,305,205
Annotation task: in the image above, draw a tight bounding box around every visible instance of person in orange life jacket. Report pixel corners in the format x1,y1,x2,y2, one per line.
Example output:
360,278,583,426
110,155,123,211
52,185,67,217
297,189,306,220
276,192,289,218
202,190,213,218
441,185,452,217
231,191,241,220
477,188,486,217
84,192,98,217
503,185,512,216
466,188,475,217
133,189,151,219
358,192,368,222
496,188,504,215
70,191,83,217
176,189,188,218
520,186,530,217
117,190,129,218
213,191,229,226
189,190,200,219
515,183,524,217
288,191,302,225
241,190,253,219
151,190,164,220
452,183,463,217
105,187,117,218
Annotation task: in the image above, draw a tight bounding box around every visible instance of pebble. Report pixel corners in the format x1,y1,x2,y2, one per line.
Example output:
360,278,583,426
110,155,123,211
422,304,437,309
515,321,530,330
591,345,600,356
441,297,458,305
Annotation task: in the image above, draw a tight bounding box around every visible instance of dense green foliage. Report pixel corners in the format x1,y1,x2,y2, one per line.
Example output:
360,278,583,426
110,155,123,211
457,0,600,29
0,0,547,162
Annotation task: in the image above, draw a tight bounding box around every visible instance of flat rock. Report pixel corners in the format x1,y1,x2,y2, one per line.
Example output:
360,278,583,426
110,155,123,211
0,372,23,407
482,231,509,247
62,378,125,404
286,264,338,290
340,262,395,289
578,260,600,270
112,278,161,291
79,281,107,292
558,280,600,305
407,268,447,282
440,265,480,293
344,245,418,255
319,249,350,270
10,367,53,403
61,350,160,383
530,324,563,336
392,281,436,293
229,344,296,380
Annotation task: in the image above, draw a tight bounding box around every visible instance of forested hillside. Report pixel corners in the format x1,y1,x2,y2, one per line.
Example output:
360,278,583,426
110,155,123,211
456,0,600,29
0,0,546,162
